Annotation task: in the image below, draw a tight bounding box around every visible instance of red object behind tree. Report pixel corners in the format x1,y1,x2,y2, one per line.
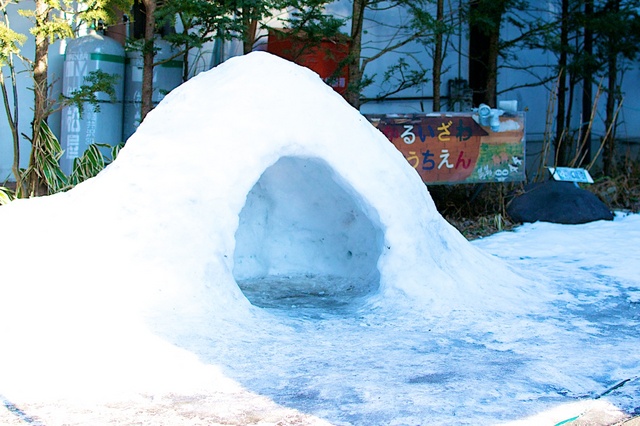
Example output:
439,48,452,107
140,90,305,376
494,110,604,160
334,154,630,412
267,29,350,96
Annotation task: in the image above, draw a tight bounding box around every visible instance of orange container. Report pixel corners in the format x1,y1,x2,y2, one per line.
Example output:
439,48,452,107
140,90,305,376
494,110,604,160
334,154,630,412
267,29,350,96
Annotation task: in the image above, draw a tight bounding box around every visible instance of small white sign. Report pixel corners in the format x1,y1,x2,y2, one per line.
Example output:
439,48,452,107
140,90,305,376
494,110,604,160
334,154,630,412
548,167,594,184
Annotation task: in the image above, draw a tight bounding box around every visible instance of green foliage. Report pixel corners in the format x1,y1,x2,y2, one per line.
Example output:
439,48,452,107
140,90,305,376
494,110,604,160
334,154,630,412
0,20,26,65
538,0,640,82
407,3,438,34
155,0,342,79
467,0,517,35
468,0,554,64
591,0,640,63
155,0,238,80
221,0,281,26
16,0,132,35
282,0,345,38
63,70,119,116
68,143,121,186
17,0,74,43
157,0,236,50
0,186,12,205
78,0,133,27
28,120,67,194
13,0,131,55
0,0,131,196
15,120,122,197
157,0,273,52
267,1,346,64
378,57,429,99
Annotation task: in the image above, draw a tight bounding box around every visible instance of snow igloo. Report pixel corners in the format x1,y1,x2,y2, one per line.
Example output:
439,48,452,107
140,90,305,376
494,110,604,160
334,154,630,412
106,51,521,314
0,51,535,402
0,52,526,323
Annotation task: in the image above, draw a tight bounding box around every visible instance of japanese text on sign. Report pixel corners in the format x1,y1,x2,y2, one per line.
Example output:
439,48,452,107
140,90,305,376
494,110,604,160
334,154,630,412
367,113,526,184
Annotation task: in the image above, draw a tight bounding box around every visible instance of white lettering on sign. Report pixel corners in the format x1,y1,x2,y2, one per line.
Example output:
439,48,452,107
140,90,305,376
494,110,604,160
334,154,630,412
65,53,89,63
548,167,594,184
65,105,81,160
65,134,79,158
401,125,415,144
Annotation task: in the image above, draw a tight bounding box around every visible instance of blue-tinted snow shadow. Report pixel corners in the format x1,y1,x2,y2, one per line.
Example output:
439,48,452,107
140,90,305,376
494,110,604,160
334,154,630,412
157,302,638,425
152,263,640,425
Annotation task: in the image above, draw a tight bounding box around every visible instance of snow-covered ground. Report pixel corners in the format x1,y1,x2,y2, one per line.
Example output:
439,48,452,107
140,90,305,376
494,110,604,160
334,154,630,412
1,53,638,425
1,213,638,425
160,213,640,426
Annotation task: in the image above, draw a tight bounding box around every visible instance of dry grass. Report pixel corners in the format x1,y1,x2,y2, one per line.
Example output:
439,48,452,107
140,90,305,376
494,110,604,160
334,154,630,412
587,160,640,213
432,158,639,240
429,183,521,240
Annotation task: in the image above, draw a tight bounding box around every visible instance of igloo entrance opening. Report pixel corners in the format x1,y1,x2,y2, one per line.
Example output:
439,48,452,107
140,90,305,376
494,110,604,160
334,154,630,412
233,156,384,311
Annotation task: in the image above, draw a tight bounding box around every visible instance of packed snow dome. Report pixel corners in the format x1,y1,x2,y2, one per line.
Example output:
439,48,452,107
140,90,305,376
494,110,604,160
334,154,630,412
0,52,561,418
0,51,529,318
104,51,529,313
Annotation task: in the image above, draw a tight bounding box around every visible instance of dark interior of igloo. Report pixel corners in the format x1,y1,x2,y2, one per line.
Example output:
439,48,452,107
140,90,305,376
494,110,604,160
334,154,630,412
233,156,384,310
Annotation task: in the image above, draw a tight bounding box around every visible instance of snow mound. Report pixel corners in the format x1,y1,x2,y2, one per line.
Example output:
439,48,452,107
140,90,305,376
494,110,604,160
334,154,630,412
0,52,536,400
114,51,530,312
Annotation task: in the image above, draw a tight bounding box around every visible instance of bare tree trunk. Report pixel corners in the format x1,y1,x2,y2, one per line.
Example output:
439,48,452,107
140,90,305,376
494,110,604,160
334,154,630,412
432,0,444,111
468,0,506,107
0,20,22,193
141,0,156,121
484,30,499,106
564,72,575,163
1,71,22,189
182,37,190,82
346,0,367,109
555,0,569,165
0,11,22,192
242,6,258,54
603,52,618,176
581,0,594,166
602,0,620,176
27,0,50,195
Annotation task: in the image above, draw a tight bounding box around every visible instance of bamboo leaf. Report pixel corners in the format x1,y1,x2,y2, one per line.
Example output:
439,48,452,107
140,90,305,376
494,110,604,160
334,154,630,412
111,143,123,161
35,120,68,192
0,186,13,205
69,142,111,184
